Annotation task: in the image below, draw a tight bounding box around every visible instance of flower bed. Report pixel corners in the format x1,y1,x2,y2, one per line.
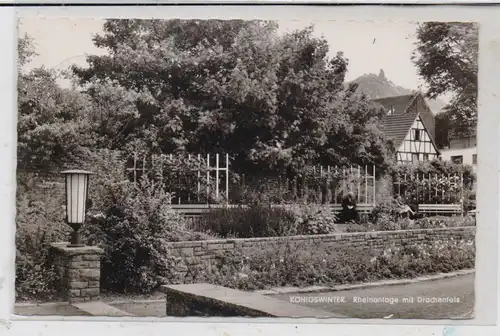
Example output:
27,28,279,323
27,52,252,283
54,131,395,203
189,236,475,291
345,215,476,233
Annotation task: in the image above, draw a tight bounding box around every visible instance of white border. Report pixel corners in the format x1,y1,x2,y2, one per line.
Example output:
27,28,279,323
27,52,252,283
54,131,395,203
4,1,500,4
0,4,17,325
2,3,499,335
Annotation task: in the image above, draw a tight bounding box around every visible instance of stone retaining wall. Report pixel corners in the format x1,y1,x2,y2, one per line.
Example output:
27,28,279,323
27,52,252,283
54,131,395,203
165,227,475,281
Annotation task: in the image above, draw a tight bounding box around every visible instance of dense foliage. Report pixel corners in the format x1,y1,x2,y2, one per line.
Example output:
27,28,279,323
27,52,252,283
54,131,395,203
413,22,478,139
18,36,94,171
195,203,338,238
16,172,69,300
15,226,62,301
83,176,212,293
76,151,213,293
194,202,475,238
72,19,394,176
17,19,397,191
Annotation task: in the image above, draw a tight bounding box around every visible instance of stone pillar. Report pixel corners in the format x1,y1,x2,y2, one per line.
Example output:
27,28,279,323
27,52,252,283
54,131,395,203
50,242,104,303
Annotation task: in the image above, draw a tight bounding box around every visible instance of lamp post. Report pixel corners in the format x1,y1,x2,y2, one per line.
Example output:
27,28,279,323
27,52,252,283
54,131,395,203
61,169,95,247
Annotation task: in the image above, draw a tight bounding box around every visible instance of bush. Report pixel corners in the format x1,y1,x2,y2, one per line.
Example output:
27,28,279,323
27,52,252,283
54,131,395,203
195,236,475,290
84,149,131,213
196,203,339,238
198,202,475,238
343,223,370,233
289,204,338,235
147,153,228,204
369,199,401,223
16,171,67,232
15,171,70,301
16,226,67,301
196,204,298,238
83,174,209,294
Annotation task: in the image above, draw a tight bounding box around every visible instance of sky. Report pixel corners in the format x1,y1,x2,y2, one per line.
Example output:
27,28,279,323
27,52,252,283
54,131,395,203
18,18,428,93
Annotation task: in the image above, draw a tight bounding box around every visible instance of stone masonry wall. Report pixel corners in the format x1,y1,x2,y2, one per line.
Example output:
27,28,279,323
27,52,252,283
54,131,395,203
165,226,475,281
50,242,104,302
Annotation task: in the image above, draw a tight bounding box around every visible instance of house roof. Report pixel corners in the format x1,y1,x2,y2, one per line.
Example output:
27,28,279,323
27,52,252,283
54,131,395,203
373,94,416,116
373,94,419,148
380,113,419,148
373,93,440,156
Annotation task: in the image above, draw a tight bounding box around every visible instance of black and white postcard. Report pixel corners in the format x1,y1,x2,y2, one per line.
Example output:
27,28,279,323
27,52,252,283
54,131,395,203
2,4,499,336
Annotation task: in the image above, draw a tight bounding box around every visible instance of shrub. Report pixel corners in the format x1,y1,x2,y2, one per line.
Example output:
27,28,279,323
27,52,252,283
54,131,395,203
15,225,67,301
15,171,70,301
229,175,296,205
343,223,369,233
84,149,131,213
147,153,228,204
288,203,338,235
83,175,209,294
196,204,299,238
16,171,67,232
369,199,401,223
120,144,230,205
196,203,339,238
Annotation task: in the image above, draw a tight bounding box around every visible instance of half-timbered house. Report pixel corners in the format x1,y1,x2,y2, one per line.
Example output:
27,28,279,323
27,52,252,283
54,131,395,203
373,92,440,164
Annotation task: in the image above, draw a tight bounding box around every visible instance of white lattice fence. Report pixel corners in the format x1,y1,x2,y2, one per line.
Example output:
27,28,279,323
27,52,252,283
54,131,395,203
126,154,379,222
393,172,464,204
127,153,230,204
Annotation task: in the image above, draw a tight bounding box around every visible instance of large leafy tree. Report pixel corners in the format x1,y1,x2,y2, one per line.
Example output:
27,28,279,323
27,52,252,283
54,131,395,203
17,35,94,171
412,22,478,139
74,19,393,175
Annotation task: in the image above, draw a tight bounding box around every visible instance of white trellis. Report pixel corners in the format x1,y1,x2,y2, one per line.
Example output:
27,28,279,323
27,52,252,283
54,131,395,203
127,152,230,204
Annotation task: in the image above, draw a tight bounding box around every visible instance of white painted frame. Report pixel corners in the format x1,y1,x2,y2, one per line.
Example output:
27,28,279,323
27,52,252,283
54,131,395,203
2,3,500,336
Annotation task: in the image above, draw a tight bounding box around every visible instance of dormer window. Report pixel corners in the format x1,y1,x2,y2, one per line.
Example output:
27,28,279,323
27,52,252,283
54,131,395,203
387,106,395,115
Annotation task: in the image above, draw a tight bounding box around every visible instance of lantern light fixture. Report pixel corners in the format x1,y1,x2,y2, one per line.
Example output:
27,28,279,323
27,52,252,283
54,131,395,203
61,169,95,247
